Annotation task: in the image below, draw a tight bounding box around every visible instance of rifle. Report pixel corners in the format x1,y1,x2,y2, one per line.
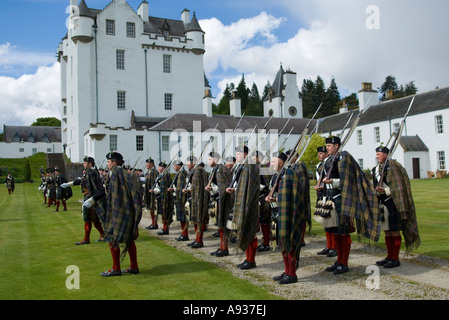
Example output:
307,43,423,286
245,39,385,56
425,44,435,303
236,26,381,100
266,102,323,200
378,96,415,186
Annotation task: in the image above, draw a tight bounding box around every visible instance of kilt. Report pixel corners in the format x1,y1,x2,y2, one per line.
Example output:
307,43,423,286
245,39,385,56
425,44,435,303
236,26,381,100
326,189,355,235
381,197,401,232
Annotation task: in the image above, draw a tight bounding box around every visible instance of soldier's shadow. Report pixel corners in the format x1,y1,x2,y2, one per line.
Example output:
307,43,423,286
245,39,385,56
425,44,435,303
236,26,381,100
142,261,217,276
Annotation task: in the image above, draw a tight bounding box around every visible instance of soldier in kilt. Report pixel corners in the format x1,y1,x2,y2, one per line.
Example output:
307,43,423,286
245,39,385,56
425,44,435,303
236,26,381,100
144,158,158,230
54,167,72,212
321,136,381,274
99,152,142,277
227,146,260,270
45,168,56,207
150,162,174,235
169,160,189,241
62,157,106,245
5,173,15,194
373,146,420,268
206,152,232,257
267,152,309,284
183,157,209,249
314,146,337,257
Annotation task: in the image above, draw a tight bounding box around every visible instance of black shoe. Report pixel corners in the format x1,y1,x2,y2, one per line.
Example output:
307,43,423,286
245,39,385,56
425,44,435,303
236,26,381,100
187,241,197,247
176,235,189,241
301,241,306,247
376,258,391,266
121,267,139,274
75,240,90,245
257,243,271,252
146,224,158,230
100,269,121,277
191,242,203,249
325,261,340,272
212,231,220,237
239,260,256,270
333,264,349,274
383,260,400,268
210,249,220,256
273,273,285,281
279,274,298,285
317,248,330,255
157,230,169,235
215,249,229,257
326,249,337,257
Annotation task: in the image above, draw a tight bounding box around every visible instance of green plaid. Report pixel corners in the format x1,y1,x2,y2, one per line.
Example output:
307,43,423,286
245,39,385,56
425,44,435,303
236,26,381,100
388,160,421,254
339,151,382,242
277,167,308,256
158,170,174,224
104,166,142,260
234,164,260,251
190,166,209,224
144,167,158,210
292,161,312,232
216,164,233,228
173,168,188,221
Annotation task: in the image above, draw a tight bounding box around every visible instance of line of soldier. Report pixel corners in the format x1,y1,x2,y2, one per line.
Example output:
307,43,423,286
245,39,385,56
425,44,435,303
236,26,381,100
54,136,419,282
38,166,72,212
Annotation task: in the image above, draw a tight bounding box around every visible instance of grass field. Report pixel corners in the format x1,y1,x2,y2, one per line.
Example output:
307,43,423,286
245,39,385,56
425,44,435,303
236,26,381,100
0,178,448,300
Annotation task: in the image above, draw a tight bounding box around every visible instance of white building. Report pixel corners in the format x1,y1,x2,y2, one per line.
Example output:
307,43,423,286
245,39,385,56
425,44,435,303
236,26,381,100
0,126,62,158
58,0,206,162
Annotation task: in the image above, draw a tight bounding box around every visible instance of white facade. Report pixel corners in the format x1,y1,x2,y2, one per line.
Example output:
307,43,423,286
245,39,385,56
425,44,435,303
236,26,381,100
0,142,62,159
59,0,206,162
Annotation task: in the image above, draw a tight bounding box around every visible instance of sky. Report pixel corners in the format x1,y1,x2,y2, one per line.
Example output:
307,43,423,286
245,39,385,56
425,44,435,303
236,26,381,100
1,0,449,130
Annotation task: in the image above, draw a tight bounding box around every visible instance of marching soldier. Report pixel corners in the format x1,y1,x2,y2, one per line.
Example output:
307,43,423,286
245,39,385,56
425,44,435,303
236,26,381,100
150,162,174,236
5,173,15,194
183,156,209,249
61,156,106,245
227,146,260,270
168,160,189,241
314,146,337,257
206,152,232,257
99,152,142,277
144,158,159,230
45,168,56,207
319,136,381,275
54,167,72,212
372,146,420,268
267,152,309,284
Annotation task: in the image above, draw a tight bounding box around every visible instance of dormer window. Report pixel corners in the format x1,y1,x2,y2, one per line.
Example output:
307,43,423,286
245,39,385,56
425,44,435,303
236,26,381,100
162,30,170,40
28,133,35,143
42,133,49,143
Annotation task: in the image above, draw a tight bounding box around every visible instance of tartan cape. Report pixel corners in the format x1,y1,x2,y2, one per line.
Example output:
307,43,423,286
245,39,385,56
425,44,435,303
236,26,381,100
233,164,260,251
388,160,421,254
339,151,382,242
104,166,143,260
158,170,174,223
216,164,233,228
85,168,107,224
190,166,210,224
173,168,188,217
277,167,308,256
292,161,312,232
144,167,158,210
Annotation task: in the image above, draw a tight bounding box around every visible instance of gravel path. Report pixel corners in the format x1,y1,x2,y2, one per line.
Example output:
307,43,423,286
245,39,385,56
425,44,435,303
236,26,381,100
139,214,449,300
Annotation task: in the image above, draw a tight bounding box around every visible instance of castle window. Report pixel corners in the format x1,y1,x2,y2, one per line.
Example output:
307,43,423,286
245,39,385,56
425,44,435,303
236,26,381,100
288,106,297,117
116,50,125,70
161,136,169,151
127,22,135,38
106,20,115,35
136,135,144,151
164,93,173,110
374,127,380,143
435,115,444,134
163,55,171,73
110,135,118,151
117,91,126,110
357,130,363,145
162,30,170,40
437,151,446,170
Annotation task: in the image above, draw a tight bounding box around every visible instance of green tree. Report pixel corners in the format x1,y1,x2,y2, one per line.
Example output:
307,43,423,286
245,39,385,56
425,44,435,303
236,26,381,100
299,133,326,179
24,159,32,181
31,117,61,127
324,77,341,115
236,74,250,114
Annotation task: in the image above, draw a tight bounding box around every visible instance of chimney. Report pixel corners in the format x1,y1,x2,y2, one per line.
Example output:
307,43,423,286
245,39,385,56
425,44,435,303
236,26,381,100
339,99,348,113
138,1,149,22
181,9,190,25
203,91,212,117
358,82,378,111
229,92,241,117
386,89,394,100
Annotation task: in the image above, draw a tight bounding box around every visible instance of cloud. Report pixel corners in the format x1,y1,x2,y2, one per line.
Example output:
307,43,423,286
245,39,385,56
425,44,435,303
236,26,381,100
0,62,61,130
202,0,449,102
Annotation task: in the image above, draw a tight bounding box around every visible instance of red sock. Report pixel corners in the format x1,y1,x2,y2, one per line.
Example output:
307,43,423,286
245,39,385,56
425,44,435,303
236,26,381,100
288,250,297,277
340,234,352,266
94,221,105,238
56,201,60,211
385,236,393,259
246,238,258,263
84,221,92,242
325,232,332,249
128,240,138,270
331,233,336,250
282,250,289,274
219,229,224,250
391,235,402,261
151,211,156,225
62,201,67,210
180,221,188,236
109,244,121,271
334,234,342,263
261,224,270,245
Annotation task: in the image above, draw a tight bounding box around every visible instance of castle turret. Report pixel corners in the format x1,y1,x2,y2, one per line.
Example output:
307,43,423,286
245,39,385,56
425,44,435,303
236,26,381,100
70,0,95,44
184,12,205,55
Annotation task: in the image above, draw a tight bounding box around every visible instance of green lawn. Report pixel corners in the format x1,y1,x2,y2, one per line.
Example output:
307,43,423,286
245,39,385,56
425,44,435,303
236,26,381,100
0,183,282,300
